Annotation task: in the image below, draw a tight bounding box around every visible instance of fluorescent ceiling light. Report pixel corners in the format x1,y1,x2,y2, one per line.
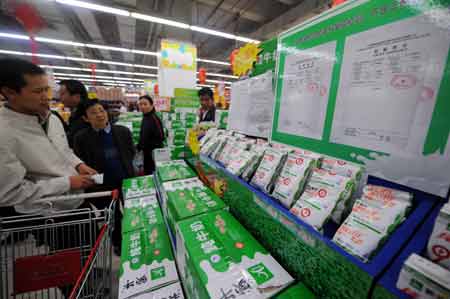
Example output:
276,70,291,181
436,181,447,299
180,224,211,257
133,72,158,77
133,64,158,70
0,32,29,40
35,37,85,47
41,65,90,71
205,72,238,79
131,13,189,29
0,33,231,67
0,49,25,55
41,65,157,77
33,53,66,59
131,49,159,56
190,26,235,40
86,44,130,52
235,36,260,44
197,84,214,88
66,56,101,63
103,60,133,67
54,76,140,85
55,0,130,17
205,79,232,85
53,72,144,82
197,58,230,66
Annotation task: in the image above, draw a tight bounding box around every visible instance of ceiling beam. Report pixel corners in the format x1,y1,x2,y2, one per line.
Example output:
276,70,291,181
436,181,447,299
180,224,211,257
213,0,329,60
195,0,266,23
250,0,330,40
54,3,108,66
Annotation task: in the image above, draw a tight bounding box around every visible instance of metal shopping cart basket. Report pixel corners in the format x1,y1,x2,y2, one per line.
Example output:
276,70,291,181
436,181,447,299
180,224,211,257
0,190,119,299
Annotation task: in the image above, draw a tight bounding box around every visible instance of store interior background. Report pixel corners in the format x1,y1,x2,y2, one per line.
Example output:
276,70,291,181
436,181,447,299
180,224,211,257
0,1,332,297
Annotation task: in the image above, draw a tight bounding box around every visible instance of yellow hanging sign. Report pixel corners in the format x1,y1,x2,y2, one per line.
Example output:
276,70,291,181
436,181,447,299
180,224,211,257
232,43,260,77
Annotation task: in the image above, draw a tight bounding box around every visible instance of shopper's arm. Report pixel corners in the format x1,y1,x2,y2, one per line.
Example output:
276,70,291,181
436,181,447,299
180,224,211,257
0,147,71,207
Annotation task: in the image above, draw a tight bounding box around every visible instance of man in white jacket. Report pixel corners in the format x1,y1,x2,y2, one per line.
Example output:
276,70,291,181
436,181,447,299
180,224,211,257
0,58,97,214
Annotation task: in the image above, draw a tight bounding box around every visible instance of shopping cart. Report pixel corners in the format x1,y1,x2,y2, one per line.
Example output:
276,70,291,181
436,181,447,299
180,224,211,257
0,190,119,299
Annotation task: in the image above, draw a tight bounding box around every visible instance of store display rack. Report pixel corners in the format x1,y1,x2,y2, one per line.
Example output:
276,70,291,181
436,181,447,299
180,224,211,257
184,154,443,299
372,201,444,299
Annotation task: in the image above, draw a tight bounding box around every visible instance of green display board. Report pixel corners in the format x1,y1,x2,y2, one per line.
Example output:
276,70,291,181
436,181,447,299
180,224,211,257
272,0,450,197
172,88,200,110
251,37,278,77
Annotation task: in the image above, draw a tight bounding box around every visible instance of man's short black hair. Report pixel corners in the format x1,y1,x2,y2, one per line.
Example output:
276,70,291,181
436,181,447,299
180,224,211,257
139,95,153,105
59,79,88,101
0,58,46,95
79,98,104,116
198,87,213,99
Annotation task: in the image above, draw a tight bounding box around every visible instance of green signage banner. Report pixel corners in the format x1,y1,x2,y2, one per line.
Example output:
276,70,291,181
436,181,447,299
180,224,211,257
171,88,200,110
251,37,278,77
271,0,450,197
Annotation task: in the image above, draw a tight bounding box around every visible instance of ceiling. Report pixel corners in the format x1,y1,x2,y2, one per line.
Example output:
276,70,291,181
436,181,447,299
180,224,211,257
0,0,330,85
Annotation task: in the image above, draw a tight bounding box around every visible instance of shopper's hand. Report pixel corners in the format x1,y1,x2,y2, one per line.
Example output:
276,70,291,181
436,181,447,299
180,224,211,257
76,163,98,175
70,175,95,190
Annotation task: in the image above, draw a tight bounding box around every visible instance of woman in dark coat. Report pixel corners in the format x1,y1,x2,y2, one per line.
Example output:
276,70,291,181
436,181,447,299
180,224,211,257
137,95,165,174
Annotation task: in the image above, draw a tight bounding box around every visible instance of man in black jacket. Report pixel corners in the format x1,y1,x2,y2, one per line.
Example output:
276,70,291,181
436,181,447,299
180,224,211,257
74,99,135,253
137,95,165,175
198,87,216,122
59,79,90,148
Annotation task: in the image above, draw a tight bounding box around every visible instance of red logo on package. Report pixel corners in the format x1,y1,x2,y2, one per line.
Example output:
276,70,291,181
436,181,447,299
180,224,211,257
301,208,311,218
266,155,274,161
14,249,81,295
295,158,304,165
337,160,346,166
318,189,328,198
283,178,291,185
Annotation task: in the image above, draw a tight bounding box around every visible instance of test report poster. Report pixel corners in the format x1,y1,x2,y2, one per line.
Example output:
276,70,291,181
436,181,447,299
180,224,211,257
228,71,274,138
272,0,450,197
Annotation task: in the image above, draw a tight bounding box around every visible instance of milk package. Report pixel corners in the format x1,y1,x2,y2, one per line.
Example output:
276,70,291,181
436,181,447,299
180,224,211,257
427,203,450,270
333,185,413,262
210,136,231,161
272,153,315,209
227,150,259,177
241,144,267,181
217,139,249,167
175,210,294,299
397,254,450,299
156,159,197,182
290,169,354,231
162,177,227,233
132,282,184,299
122,175,156,200
119,197,180,299
320,157,365,224
251,148,288,194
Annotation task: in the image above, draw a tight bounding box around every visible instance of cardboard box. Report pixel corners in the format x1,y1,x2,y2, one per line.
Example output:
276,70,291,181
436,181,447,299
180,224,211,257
163,177,227,233
122,176,156,200
397,254,450,299
133,282,185,299
170,146,186,160
157,160,196,182
119,198,180,299
176,210,294,299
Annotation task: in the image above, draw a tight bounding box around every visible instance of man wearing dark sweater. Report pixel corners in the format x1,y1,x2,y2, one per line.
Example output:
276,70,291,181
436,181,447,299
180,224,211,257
74,99,135,253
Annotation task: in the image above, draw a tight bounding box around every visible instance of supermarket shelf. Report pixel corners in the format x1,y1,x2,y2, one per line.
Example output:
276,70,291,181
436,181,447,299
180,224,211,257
191,154,441,298
372,201,444,299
